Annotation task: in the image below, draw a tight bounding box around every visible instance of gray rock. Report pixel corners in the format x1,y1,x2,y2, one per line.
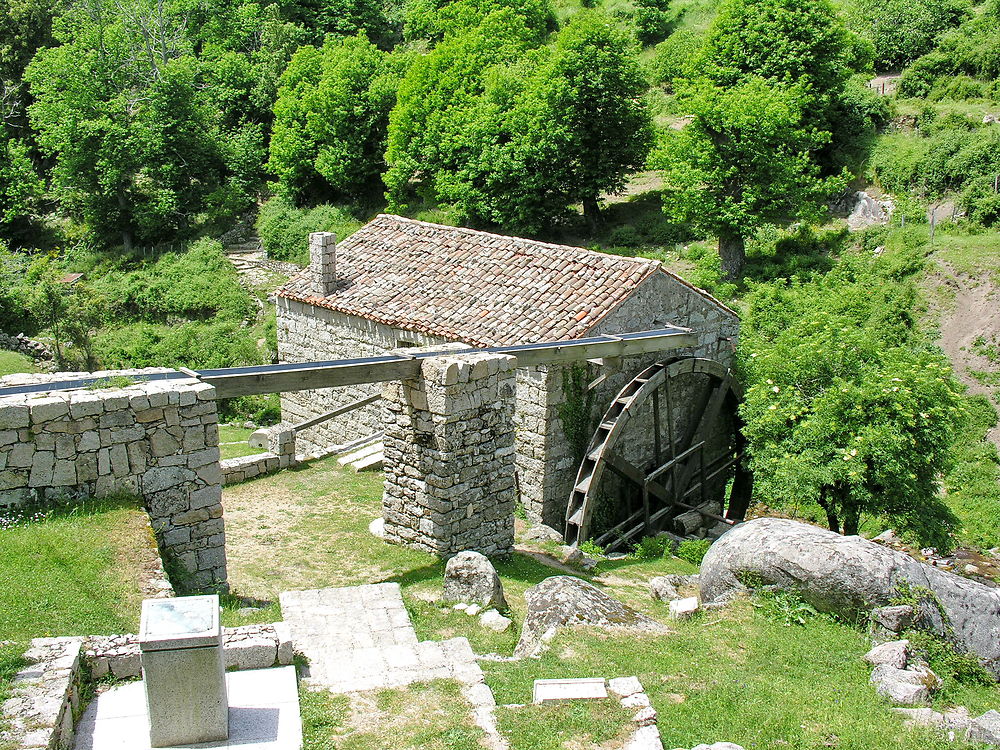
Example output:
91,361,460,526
669,597,700,619
515,576,668,658
443,551,508,610
690,744,746,750
368,517,385,539
558,545,583,566
479,609,512,632
969,710,1000,744
873,676,930,705
872,529,900,545
871,663,941,691
608,676,643,698
650,577,680,601
870,604,914,635
523,524,563,543
625,725,664,749
864,640,909,669
699,518,1000,675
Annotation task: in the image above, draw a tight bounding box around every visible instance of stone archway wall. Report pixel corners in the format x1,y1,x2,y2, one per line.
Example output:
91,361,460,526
0,370,227,593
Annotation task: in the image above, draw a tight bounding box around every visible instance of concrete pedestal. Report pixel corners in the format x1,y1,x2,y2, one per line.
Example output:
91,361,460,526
139,596,228,747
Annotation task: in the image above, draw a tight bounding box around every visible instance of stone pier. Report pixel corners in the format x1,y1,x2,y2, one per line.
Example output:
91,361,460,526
382,351,517,557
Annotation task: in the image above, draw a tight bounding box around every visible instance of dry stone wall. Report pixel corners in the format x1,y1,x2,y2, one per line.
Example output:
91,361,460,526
277,298,447,453
382,351,516,556
0,370,227,593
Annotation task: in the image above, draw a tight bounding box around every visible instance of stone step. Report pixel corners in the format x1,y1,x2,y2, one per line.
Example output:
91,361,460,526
352,452,384,472
337,440,384,470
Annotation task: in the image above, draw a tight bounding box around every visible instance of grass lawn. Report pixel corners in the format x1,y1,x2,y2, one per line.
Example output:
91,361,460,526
222,460,1000,749
0,497,154,740
218,424,261,460
300,680,485,750
0,351,37,377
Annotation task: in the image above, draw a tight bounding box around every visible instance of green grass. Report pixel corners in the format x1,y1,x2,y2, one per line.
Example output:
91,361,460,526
944,395,1000,550
496,699,633,749
0,497,152,742
222,462,1000,749
485,599,997,750
218,424,262,460
0,350,37,377
300,679,484,749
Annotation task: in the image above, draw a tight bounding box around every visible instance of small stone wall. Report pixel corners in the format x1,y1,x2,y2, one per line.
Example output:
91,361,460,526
383,351,517,556
83,623,295,679
0,637,84,750
221,428,296,485
0,370,227,593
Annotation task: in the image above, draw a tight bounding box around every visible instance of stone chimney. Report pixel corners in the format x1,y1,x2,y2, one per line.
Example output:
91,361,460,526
309,231,336,296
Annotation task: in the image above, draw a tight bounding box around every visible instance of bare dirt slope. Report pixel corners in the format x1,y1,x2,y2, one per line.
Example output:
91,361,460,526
928,264,1000,452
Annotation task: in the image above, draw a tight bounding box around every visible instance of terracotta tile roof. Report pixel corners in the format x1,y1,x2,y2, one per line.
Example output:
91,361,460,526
277,215,715,347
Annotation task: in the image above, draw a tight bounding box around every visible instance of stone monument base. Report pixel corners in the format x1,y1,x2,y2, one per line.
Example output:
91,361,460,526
73,667,301,750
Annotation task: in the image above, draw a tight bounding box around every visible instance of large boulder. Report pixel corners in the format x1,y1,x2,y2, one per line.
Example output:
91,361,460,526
515,576,667,658
700,518,1000,675
443,551,508,610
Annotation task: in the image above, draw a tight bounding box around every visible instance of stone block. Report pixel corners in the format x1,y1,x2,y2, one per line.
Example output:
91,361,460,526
223,638,277,670
0,402,30,430
29,397,69,423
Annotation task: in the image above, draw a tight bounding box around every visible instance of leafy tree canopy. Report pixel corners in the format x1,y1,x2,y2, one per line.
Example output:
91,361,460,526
739,252,964,546
846,0,968,72
657,78,845,279
269,34,398,203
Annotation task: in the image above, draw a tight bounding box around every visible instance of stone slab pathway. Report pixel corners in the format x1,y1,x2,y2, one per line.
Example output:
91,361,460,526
279,583,508,749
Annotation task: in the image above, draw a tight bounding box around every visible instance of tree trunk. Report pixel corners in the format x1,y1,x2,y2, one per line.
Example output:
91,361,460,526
718,232,746,281
583,196,602,232
817,490,840,534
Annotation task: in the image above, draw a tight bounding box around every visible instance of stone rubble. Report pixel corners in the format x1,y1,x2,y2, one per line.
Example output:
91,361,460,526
605,676,664,749
479,610,513,632
0,637,84,750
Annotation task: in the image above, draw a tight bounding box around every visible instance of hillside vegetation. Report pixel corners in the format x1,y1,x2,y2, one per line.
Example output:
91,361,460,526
0,0,997,547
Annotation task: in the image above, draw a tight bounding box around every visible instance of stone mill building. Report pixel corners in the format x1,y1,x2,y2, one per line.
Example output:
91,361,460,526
275,214,738,531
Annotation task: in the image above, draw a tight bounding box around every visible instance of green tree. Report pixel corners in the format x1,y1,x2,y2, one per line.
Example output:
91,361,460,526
269,35,397,203
25,0,227,249
519,13,653,228
699,0,851,95
739,255,964,545
657,79,844,280
387,11,651,232
384,6,540,213
847,0,967,72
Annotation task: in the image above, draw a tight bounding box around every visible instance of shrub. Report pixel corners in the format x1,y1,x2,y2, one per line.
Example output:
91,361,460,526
754,589,822,626
631,535,673,559
649,29,703,88
676,538,711,565
92,238,253,323
256,198,363,265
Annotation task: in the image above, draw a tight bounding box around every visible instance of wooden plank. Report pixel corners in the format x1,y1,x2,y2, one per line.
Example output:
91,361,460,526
292,393,382,432
204,331,697,397
207,359,421,398
510,333,697,367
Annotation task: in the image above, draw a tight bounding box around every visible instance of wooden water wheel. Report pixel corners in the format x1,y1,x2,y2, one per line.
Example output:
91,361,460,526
564,357,752,550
